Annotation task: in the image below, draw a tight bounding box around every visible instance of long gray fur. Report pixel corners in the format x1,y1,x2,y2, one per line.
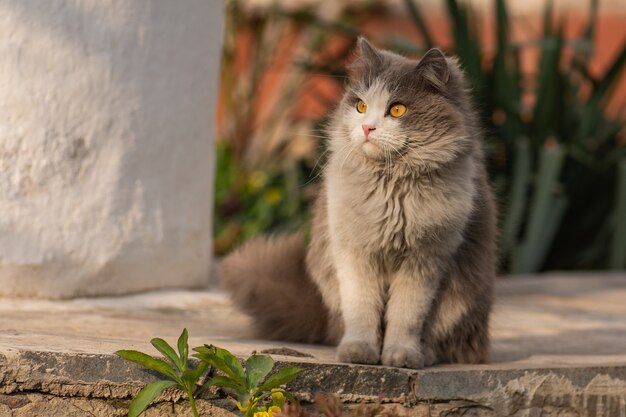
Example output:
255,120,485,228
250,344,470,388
220,38,497,368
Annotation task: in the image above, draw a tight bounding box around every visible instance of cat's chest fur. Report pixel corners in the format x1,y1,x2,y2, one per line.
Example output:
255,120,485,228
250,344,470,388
326,157,476,256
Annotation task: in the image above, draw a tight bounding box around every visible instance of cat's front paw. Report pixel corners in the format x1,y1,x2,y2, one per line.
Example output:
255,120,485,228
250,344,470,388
337,340,380,365
381,344,424,369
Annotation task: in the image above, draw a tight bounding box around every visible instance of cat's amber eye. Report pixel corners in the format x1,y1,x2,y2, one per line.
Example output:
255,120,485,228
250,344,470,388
356,99,367,113
389,103,407,118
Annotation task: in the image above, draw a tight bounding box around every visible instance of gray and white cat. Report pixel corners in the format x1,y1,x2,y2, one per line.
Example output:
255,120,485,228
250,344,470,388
220,38,497,368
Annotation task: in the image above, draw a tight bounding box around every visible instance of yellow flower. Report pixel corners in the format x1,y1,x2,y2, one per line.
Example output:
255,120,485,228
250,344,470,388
268,405,282,417
254,412,270,417
271,391,284,402
248,171,268,190
264,187,281,205
271,390,285,407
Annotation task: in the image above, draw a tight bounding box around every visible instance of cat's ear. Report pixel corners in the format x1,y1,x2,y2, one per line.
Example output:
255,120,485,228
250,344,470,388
415,48,450,90
348,37,384,81
357,37,383,65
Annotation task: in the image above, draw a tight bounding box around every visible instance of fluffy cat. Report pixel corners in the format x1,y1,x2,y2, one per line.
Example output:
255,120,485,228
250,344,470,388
220,38,497,368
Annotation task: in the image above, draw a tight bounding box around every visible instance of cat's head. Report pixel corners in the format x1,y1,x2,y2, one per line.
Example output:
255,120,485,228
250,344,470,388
330,37,476,171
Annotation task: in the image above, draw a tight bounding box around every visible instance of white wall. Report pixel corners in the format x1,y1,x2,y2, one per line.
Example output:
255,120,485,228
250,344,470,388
0,0,223,298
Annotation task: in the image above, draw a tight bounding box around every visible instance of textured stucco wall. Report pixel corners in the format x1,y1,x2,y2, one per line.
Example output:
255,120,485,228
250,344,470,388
0,1,223,298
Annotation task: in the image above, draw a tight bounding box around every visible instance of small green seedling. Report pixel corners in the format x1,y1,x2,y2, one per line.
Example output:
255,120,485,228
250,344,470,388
116,328,207,417
115,328,302,417
193,344,302,417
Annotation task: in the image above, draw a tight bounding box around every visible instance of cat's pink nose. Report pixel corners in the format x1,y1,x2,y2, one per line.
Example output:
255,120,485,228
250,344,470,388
362,124,376,137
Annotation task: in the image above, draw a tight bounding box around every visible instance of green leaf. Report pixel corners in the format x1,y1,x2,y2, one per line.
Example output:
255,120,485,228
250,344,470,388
190,361,209,381
533,30,564,140
494,0,508,48
203,375,246,395
492,0,519,113
244,403,257,417
501,137,531,255
542,0,554,37
592,40,626,103
115,350,182,385
193,345,246,387
403,0,434,48
445,0,483,93
529,194,568,270
245,355,274,391
279,389,299,406
182,361,209,391
511,142,567,273
582,0,598,43
251,392,272,414
177,328,189,370
150,338,182,371
610,159,626,269
128,380,177,417
253,367,302,397
191,345,211,355
243,393,271,417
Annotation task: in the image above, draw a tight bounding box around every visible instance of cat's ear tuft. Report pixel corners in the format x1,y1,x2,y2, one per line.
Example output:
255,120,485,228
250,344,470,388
415,48,450,90
356,37,383,65
347,37,383,81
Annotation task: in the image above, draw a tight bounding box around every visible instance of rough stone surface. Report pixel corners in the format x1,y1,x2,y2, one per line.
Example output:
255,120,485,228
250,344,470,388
0,393,237,417
0,0,222,298
1,274,626,416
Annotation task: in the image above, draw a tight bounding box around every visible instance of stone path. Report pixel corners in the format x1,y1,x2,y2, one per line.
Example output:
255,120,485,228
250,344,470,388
1,274,626,416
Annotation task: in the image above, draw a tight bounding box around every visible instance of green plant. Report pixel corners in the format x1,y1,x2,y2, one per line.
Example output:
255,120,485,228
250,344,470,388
193,344,302,417
116,329,206,417
115,329,302,417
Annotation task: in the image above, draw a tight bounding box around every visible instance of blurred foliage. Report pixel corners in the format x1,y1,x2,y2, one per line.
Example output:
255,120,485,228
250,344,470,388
433,0,626,273
215,0,626,273
214,0,386,255
214,1,311,255
214,141,313,255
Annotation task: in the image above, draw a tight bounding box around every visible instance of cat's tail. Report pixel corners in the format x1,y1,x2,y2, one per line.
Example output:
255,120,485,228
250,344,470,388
219,234,330,344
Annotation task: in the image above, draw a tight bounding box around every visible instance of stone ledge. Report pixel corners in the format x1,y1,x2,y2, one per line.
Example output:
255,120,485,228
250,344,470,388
1,349,626,416
1,274,626,416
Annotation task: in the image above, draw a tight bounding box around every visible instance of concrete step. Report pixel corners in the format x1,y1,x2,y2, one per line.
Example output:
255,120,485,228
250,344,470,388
1,274,626,416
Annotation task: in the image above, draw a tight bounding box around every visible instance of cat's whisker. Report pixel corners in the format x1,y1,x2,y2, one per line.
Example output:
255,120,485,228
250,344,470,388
307,73,348,80
340,149,356,173
396,133,427,144
303,160,329,187
383,147,390,176
302,142,351,187
390,144,412,169
339,144,357,173
309,146,333,174
288,133,330,139
380,138,434,186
